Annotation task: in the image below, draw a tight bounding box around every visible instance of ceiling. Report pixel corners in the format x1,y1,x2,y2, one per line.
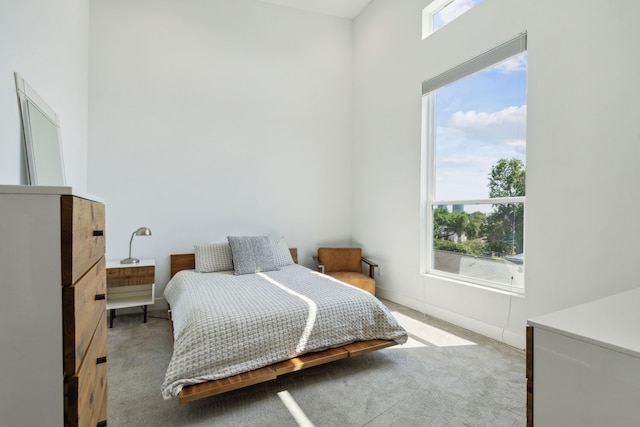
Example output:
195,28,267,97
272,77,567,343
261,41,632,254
257,0,373,19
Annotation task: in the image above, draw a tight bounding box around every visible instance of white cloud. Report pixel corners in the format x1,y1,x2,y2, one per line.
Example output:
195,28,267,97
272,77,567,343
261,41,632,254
450,105,525,127
437,153,496,172
445,104,527,149
494,52,528,74
434,104,526,200
435,159,495,200
504,139,526,151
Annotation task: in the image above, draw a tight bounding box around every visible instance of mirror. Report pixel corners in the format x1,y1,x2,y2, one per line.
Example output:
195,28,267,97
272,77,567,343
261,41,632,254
14,72,66,186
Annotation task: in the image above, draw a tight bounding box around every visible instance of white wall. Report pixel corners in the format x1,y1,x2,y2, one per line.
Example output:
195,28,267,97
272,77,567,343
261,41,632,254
353,0,640,348
88,0,354,305
0,0,89,187
5,0,636,350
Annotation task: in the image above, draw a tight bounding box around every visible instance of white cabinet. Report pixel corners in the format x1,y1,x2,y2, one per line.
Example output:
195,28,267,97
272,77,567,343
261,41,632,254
528,288,640,426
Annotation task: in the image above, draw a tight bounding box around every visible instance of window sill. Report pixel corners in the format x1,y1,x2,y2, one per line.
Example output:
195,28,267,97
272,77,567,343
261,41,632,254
422,272,525,298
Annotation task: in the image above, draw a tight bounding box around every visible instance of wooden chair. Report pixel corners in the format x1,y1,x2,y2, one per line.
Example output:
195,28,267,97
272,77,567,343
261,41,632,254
313,247,378,295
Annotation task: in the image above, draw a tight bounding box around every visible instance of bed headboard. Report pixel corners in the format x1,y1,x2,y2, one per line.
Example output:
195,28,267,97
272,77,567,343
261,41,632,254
170,248,298,278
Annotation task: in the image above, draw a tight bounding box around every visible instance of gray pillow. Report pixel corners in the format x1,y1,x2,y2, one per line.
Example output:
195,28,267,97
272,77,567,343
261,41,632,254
227,235,279,275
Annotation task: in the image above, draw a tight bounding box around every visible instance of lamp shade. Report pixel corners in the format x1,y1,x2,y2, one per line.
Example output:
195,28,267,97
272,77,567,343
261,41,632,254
120,227,152,264
134,227,152,237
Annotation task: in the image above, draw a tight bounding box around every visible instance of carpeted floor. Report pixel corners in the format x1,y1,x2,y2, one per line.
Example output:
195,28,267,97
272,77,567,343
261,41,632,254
107,301,526,426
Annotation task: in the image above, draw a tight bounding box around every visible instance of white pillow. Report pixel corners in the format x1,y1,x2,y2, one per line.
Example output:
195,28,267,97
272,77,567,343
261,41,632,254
194,241,234,272
271,237,294,267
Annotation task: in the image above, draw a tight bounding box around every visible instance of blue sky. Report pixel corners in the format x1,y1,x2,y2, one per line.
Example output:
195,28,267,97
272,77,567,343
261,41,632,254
433,0,484,32
434,53,527,202
429,0,527,204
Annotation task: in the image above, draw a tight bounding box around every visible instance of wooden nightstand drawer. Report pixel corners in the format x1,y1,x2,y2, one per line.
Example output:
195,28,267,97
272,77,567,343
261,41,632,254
66,311,108,427
61,196,106,286
107,265,155,287
63,258,107,375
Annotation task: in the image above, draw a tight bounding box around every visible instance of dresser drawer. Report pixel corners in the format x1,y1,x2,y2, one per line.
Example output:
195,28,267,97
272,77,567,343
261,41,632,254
67,311,108,427
63,258,106,375
61,196,106,286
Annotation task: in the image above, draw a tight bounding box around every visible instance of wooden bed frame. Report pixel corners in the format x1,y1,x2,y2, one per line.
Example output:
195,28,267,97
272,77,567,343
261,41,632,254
168,249,398,404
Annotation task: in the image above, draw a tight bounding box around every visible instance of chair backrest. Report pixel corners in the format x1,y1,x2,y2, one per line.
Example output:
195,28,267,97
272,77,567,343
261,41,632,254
317,247,362,273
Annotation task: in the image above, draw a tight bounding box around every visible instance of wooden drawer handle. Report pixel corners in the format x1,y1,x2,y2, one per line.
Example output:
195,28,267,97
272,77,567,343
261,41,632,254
93,230,104,237
97,356,107,365
95,294,106,301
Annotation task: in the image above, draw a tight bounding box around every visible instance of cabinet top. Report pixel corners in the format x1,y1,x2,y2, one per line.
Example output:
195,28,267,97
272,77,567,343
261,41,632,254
0,185,104,203
107,259,155,269
529,287,640,359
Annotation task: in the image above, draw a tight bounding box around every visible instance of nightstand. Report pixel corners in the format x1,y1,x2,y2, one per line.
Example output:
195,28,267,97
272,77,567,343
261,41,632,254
106,259,155,328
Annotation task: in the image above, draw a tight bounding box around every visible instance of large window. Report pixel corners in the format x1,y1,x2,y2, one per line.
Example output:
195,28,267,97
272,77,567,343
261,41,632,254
422,33,527,293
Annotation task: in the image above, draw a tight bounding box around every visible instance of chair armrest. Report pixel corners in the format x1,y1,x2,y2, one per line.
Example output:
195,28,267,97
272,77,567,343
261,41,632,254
361,257,378,279
312,256,325,274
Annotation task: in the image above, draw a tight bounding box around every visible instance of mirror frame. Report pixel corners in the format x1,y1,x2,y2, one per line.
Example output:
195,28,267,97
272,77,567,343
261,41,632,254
14,72,66,186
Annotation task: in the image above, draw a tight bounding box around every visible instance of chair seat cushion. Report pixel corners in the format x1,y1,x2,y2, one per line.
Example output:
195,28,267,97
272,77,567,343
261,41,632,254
327,272,375,295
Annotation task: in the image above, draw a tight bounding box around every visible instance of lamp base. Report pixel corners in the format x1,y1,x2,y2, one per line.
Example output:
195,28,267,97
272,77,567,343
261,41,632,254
120,257,140,264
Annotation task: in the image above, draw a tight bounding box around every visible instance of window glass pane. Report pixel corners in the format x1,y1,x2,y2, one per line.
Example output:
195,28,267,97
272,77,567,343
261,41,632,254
425,47,527,290
433,0,484,33
432,202,524,291
434,52,527,201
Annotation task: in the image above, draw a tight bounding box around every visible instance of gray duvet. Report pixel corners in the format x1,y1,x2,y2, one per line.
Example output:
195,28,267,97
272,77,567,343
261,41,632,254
161,264,407,399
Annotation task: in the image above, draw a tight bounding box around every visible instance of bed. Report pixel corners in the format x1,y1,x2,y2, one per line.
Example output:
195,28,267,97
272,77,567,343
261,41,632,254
161,237,408,403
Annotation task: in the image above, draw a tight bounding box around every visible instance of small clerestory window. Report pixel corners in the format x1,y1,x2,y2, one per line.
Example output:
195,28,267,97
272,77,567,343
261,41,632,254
422,0,484,39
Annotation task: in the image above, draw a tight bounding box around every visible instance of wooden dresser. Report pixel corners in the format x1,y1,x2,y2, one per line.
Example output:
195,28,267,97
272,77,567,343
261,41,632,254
0,186,108,427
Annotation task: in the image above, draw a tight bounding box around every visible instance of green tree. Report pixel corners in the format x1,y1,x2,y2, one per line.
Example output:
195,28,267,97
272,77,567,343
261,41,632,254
433,208,469,241
464,211,486,240
433,207,450,239
447,211,468,240
485,158,525,255
434,239,469,254
488,158,526,198
431,159,525,260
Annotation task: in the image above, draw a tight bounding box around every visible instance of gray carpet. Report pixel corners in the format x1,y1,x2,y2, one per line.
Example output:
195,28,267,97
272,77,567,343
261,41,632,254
107,301,525,426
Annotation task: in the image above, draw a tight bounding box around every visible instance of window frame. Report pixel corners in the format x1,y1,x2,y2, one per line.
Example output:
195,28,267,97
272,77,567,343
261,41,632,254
421,32,528,294
422,0,484,39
